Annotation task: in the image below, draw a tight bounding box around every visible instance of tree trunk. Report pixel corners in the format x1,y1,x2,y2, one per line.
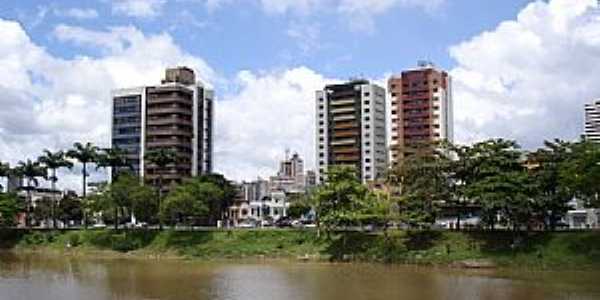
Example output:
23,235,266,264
114,206,119,230
26,184,32,228
158,176,163,231
82,163,88,229
52,169,57,230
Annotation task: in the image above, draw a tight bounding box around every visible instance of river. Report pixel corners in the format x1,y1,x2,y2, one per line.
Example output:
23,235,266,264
0,252,598,300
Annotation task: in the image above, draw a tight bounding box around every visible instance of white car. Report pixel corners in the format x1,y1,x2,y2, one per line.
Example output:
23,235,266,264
237,221,255,229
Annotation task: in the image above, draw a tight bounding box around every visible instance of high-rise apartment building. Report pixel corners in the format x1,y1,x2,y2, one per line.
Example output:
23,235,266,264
315,80,388,184
584,99,600,142
388,62,453,163
111,67,213,186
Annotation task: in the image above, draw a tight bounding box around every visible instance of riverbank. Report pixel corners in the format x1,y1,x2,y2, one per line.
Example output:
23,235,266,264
1,229,599,270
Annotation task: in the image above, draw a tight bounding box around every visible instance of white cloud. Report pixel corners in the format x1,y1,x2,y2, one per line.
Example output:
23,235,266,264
449,0,600,147
56,8,99,19
111,0,166,18
286,22,321,54
216,67,335,180
0,19,215,192
260,0,445,32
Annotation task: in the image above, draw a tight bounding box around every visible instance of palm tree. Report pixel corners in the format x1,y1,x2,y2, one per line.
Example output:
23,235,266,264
0,161,10,192
67,142,99,229
38,150,74,229
96,147,132,179
14,159,47,228
145,148,177,230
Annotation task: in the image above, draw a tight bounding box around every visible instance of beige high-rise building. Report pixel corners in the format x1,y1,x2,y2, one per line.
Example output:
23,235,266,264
315,80,388,184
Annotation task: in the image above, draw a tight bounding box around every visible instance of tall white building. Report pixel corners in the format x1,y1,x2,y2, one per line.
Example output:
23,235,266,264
315,80,388,184
584,99,600,142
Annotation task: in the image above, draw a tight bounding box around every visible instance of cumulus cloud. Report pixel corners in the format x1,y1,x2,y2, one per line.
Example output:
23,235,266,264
260,0,445,32
449,0,600,148
0,19,215,192
111,0,166,18
55,8,99,20
216,67,335,180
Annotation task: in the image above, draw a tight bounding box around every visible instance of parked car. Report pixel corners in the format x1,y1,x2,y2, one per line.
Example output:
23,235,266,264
275,217,293,228
237,221,256,229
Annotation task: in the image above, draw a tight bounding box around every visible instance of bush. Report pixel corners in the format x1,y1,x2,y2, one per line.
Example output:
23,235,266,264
23,231,47,245
68,233,80,247
111,233,145,252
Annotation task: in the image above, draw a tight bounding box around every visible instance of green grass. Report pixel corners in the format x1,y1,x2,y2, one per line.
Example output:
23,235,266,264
1,229,599,270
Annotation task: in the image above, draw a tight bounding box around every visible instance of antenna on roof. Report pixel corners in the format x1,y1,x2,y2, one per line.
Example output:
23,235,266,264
417,60,434,68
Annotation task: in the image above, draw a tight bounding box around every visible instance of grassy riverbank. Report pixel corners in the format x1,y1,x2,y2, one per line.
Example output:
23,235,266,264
1,229,599,270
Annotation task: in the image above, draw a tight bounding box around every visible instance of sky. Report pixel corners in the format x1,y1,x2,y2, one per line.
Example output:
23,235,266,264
0,0,599,192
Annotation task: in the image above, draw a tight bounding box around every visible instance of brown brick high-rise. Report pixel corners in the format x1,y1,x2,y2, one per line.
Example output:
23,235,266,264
388,62,453,164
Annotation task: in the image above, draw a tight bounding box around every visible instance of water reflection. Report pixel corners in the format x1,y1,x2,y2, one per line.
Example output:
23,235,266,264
0,253,598,300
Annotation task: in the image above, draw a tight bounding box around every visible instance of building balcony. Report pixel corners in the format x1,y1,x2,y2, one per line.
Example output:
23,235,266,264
330,107,356,114
147,117,193,126
331,138,356,146
146,139,192,148
330,99,356,106
146,129,193,137
334,155,360,162
147,107,193,116
333,130,359,138
147,96,193,106
333,115,356,122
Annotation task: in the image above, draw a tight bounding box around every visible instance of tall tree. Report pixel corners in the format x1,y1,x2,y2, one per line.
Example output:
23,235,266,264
38,150,73,228
144,148,177,229
465,139,530,230
560,140,600,208
14,159,47,227
313,166,372,233
96,147,132,179
528,140,574,230
195,173,236,225
0,193,21,227
67,142,99,228
388,150,450,228
160,178,223,227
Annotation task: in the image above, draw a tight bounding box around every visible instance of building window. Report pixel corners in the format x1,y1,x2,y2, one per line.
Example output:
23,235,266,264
364,92,370,97
364,108,370,113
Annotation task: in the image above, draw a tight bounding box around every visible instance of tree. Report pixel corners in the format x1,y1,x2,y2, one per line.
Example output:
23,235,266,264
0,161,10,192
57,194,83,227
387,147,450,228
96,147,131,179
144,148,177,229
38,150,73,228
14,159,47,227
560,140,600,208
312,166,372,233
0,193,22,227
528,140,574,230
465,139,530,230
161,179,223,227
287,194,312,219
195,173,236,225
99,173,157,229
67,142,99,228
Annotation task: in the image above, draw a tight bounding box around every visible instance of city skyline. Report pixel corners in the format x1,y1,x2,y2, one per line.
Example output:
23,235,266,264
0,0,599,191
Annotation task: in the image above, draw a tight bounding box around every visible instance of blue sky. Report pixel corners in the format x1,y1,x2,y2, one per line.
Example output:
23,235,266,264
2,0,532,79
1,0,599,189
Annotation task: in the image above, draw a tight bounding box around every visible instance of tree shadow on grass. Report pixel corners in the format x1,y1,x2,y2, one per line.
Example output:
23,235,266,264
0,229,28,249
